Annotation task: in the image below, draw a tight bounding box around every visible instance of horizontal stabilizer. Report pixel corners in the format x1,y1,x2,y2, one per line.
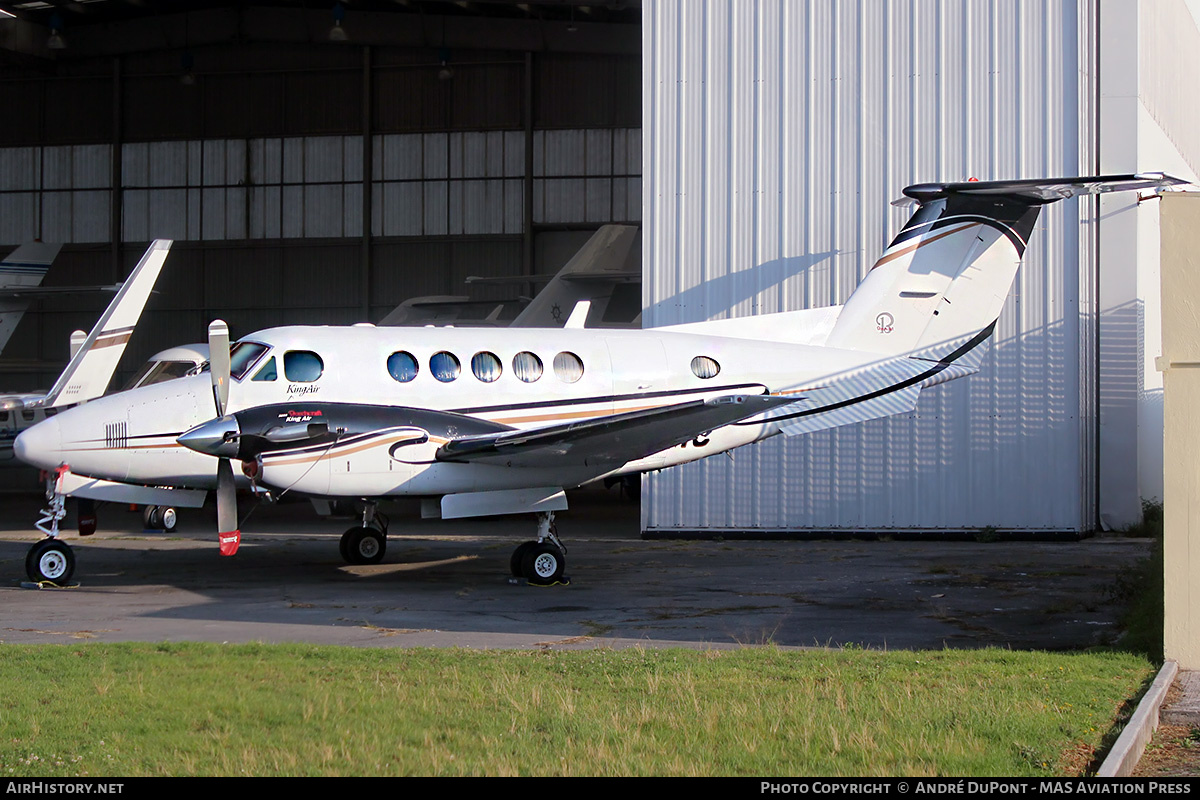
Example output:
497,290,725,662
902,173,1188,204
437,393,792,468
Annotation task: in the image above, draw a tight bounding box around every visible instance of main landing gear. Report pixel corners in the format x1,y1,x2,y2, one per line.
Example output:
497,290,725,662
510,511,567,585
142,505,178,532
339,502,388,565
26,470,76,584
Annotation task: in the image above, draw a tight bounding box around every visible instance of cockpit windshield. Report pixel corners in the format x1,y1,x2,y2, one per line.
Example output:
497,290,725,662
229,341,270,381
121,360,200,392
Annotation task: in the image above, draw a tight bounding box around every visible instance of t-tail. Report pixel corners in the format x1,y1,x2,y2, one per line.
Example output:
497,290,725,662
0,242,62,357
825,175,1187,366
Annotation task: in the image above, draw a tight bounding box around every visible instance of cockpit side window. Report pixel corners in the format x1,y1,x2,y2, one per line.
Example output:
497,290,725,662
284,350,324,382
230,342,270,381
251,356,277,382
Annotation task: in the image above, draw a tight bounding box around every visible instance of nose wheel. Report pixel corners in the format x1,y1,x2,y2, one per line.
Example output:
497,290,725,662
510,511,568,585
26,539,75,585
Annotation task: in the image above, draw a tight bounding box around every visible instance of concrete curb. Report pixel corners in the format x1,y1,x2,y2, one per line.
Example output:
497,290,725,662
1097,660,1178,777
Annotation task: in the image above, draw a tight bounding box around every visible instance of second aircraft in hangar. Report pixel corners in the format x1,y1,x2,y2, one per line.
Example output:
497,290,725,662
13,174,1184,585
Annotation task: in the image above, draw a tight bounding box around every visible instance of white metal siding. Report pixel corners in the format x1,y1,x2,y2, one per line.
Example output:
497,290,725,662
643,0,1098,532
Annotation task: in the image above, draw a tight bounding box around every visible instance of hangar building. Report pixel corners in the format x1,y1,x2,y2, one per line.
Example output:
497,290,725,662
0,1,1195,535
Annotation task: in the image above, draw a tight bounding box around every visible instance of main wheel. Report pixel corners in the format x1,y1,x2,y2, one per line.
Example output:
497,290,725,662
160,507,178,532
510,541,537,577
341,527,386,565
26,539,75,584
521,542,565,584
143,505,158,528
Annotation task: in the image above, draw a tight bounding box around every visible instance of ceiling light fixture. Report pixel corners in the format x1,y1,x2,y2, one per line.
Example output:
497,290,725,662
329,2,347,42
437,46,454,81
180,51,196,86
46,11,65,49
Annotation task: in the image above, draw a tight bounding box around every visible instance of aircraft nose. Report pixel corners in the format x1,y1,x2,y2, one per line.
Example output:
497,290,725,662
177,415,240,458
14,415,63,470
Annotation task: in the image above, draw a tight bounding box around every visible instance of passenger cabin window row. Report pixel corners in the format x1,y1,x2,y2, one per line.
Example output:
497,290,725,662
387,350,585,385
233,343,719,388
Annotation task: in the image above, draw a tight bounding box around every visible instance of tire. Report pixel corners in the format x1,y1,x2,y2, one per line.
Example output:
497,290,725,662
341,527,386,565
26,539,75,584
510,541,537,577
521,542,565,584
160,507,178,532
143,505,157,528
148,506,164,529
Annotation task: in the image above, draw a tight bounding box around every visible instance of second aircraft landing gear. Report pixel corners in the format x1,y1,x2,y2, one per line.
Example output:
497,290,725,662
142,505,178,532
340,502,388,565
510,511,568,585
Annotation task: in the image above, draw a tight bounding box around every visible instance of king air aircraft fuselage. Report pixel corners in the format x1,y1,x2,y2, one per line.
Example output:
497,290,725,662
14,174,1186,586
21,320,897,495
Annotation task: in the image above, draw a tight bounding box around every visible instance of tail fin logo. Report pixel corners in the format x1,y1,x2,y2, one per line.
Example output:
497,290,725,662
875,312,895,334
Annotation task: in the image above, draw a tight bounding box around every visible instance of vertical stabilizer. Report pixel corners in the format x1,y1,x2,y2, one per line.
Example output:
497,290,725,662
0,242,63,355
826,175,1186,360
511,225,640,327
41,240,173,407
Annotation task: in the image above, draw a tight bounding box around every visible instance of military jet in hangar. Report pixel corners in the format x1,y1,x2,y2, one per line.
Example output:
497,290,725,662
13,175,1185,586
0,240,173,472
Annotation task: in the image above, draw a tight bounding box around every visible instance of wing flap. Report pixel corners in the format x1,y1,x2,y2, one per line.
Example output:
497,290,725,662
436,393,791,468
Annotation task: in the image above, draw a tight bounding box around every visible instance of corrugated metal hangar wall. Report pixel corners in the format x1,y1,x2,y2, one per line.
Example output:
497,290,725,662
0,4,640,391
642,0,1101,533
641,0,1200,534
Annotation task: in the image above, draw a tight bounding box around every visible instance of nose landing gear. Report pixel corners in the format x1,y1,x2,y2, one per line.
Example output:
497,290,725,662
26,467,76,585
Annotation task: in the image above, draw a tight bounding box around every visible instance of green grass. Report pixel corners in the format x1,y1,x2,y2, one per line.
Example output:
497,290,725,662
0,643,1152,777
1114,499,1165,660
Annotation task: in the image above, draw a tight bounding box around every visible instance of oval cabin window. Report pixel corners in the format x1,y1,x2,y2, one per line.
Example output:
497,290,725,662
553,352,584,384
388,352,419,383
472,352,502,383
430,351,461,383
690,356,720,379
513,352,543,383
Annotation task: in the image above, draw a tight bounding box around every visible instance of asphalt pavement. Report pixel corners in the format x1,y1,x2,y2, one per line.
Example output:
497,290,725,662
0,487,1153,651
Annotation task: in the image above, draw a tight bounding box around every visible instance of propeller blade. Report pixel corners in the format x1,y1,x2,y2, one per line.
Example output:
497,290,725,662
216,457,239,556
208,320,231,417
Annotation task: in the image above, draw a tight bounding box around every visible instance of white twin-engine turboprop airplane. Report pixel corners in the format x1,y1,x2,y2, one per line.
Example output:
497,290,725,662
13,175,1184,586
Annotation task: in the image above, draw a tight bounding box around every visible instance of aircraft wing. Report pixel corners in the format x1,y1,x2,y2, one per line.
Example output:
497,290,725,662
39,240,173,408
435,393,791,468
